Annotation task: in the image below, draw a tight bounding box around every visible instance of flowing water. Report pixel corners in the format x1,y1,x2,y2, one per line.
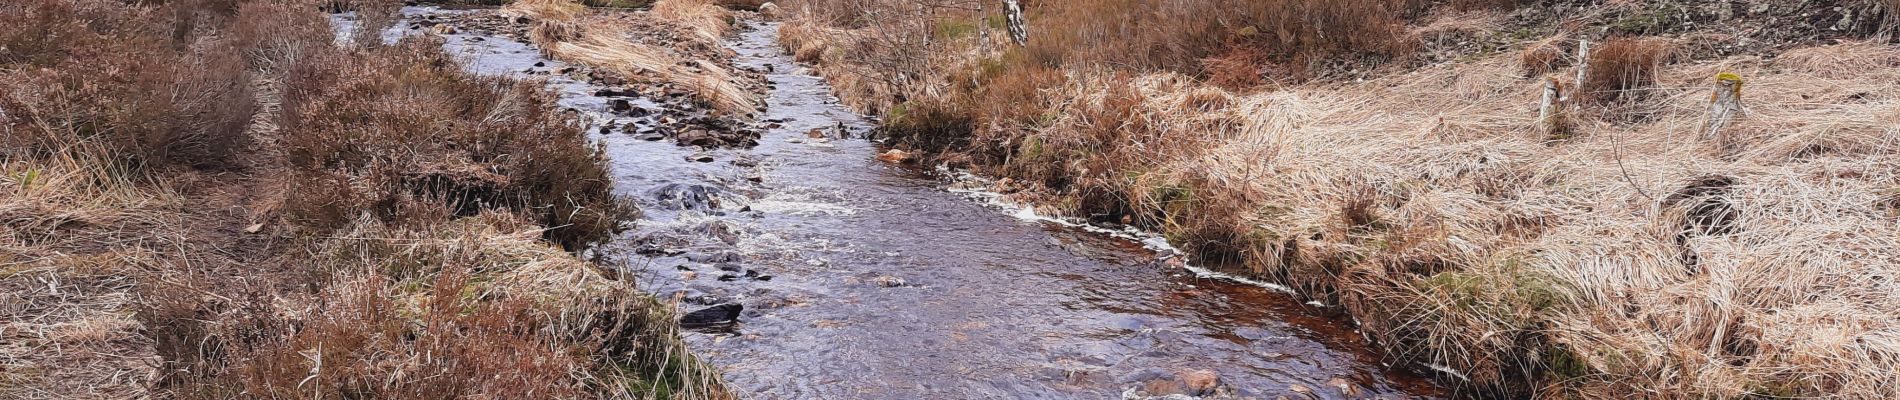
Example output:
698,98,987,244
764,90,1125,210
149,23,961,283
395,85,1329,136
370,9,1445,399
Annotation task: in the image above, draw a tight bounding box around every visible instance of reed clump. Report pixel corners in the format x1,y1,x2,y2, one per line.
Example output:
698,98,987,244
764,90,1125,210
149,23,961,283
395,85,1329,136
507,0,760,116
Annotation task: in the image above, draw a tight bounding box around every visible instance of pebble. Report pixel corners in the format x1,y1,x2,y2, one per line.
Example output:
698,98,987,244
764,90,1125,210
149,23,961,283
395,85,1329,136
874,276,907,287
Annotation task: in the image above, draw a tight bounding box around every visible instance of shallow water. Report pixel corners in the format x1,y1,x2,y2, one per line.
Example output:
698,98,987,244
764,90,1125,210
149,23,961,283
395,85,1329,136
390,10,1445,399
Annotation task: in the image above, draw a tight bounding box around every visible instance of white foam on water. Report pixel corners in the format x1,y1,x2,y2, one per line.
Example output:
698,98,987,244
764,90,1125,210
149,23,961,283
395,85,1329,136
750,189,859,217
937,166,1298,295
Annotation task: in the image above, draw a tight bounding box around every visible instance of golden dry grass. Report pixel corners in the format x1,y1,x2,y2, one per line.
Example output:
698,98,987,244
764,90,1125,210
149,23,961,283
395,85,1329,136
0,141,164,399
510,0,758,116
653,0,733,43
1011,41,1900,397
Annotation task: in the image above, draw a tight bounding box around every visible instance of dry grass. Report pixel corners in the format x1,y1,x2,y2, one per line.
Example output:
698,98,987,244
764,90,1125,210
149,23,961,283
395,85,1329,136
509,0,759,116
1582,37,1672,104
653,0,734,43
781,0,1900,397
1043,44,1900,398
2,1,727,398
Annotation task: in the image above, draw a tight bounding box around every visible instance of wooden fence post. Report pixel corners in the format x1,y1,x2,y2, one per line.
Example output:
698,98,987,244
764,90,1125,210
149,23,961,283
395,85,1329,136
975,0,993,47
1704,72,1744,140
1539,76,1570,140
1570,39,1591,102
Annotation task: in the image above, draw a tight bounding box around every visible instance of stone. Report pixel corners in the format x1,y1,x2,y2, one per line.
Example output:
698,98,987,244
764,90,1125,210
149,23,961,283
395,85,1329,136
874,276,907,287
1178,369,1219,396
758,2,782,20
679,303,742,327
876,149,914,163
1325,377,1364,397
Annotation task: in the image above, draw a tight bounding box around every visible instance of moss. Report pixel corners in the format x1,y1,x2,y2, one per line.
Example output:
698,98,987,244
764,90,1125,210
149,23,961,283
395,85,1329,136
1714,72,1745,98
932,20,978,40
15,169,38,189
1422,259,1565,322
1425,271,1487,309
1542,344,1595,380
1017,135,1046,161
600,351,701,399
985,14,1008,30
1608,3,1689,35
886,102,910,124
1746,379,1812,398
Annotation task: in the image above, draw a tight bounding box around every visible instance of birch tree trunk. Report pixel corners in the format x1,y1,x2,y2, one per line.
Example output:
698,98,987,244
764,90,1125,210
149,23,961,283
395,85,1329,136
1003,0,1028,46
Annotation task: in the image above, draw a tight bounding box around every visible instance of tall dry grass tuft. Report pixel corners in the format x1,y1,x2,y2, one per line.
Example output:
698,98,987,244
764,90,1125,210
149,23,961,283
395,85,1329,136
653,0,735,43
164,215,729,399
510,0,758,116
1518,35,1570,77
1582,37,1671,104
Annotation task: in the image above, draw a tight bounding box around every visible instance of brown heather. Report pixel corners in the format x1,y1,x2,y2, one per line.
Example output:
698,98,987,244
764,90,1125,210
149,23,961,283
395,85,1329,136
1,1,725,398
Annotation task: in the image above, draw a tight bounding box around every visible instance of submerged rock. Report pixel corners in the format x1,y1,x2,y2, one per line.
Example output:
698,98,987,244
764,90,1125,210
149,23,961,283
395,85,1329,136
1179,369,1220,396
874,276,907,287
650,183,733,211
680,303,742,327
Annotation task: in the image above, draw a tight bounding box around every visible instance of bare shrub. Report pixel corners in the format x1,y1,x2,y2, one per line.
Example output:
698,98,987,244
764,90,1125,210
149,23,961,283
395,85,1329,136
1582,38,1671,104
277,37,636,248
1,0,253,170
1518,35,1568,77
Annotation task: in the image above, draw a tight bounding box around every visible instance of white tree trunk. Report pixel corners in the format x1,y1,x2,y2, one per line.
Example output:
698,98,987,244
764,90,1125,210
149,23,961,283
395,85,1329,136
1003,0,1028,46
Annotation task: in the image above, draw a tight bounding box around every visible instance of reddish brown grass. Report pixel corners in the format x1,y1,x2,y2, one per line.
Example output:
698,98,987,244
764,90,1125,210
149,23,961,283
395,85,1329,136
1582,37,1671,104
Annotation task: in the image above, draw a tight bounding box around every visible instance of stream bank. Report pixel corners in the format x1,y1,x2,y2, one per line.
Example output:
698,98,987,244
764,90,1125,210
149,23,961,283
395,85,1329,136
404,8,1446,399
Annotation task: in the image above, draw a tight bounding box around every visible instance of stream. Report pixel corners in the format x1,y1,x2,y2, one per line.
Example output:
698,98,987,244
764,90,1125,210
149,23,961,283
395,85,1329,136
364,9,1446,399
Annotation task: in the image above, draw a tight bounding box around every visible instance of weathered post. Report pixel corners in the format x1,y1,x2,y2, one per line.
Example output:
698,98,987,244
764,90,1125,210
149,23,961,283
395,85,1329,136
1704,72,1744,140
1539,76,1570,140
1570,39,1591,102
1003,0,1028,46
974,0,994,49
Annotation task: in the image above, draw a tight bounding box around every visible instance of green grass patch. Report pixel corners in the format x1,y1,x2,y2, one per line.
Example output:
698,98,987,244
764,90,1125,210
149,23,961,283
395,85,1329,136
933,20,978,40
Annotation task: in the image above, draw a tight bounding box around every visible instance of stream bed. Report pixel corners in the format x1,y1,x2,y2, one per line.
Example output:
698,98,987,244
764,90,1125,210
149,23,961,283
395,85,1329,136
381,9,1446,399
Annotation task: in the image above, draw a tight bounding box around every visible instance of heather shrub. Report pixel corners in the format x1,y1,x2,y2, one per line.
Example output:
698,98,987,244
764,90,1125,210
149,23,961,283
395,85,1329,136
1582,37,1671,104
278,37,636,249
0,0,254,170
